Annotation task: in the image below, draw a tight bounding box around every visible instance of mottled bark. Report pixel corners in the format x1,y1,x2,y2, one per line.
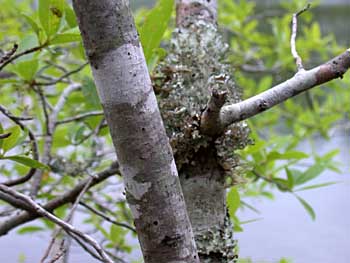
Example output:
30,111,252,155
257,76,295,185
72,1,199,263
173,0,239,262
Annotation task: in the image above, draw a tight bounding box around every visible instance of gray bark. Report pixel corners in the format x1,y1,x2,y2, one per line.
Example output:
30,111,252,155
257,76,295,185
72,1,199,262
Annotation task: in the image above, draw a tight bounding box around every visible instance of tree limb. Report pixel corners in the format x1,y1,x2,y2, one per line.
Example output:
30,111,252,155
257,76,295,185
200,49,350,136
0,184,113,263
0,162,119,236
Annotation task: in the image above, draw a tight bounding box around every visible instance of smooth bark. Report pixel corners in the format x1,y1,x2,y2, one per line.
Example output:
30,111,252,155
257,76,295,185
72,1,199,262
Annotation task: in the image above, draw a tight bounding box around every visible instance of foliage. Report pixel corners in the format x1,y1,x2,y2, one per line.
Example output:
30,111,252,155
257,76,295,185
0,0,348,262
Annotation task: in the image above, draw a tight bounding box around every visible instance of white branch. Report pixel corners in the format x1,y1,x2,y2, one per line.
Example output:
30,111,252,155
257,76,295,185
0,184,113,263
200,49,350,135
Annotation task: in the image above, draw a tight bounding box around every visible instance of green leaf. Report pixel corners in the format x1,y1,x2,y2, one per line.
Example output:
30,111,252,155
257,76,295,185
14,59,39,80
266,151,308,161
285,168,294,189
227,186,240,217
294,164,326,185
82,77,101,109
240,218,263,225
21,13,42,38
147,47,167,72
139,0,174,65
295,194,316,220
3,155,49,170
110,224,125,244
50,33,81,45
39,0,64,38
1,125,21,153
17,226,45,234
295,181,339,192
64,4,78,28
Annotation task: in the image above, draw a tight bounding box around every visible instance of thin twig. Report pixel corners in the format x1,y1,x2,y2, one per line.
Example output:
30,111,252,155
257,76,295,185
35,63,88,86
0,133,11,139
0,43,47,71
41,176,94,263
290,3,311,71
56,111,104,126
79,201,136,233
0,105,39,187
0,184,113,263
0,162,119,235
30,83,81,196
0,44,18,64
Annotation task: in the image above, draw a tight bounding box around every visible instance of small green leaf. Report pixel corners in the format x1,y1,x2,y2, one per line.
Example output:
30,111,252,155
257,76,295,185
82,77,101,109
64,4,78,28
295,194,316,220
294,164,325,185
14,59,39,80
147,47,167,72
50,33,81,45
240,218,263,225
295,181,339,192
3,155,49,170
17,226,44,234
267,151,308,161
227,186,240,217
2,125,21,153
21,13,42,38
39,0,64,38
285,168,294,189
139,0,174,65
110,224,125,244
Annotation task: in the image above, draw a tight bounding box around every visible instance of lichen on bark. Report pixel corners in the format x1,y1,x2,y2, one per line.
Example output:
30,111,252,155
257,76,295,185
153,13,252,262
154,19,251,179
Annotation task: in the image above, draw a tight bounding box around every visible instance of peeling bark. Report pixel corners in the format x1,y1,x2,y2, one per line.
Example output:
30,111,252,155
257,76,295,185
73,1,199,262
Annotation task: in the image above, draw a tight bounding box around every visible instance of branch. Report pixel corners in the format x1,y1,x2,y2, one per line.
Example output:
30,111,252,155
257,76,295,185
41,176,94,263
35,63,88,86
0,184,113,263
290,3,311,71
0,44,18,64
0,162,119,235
79,201,136,233
0,105,39,186
200,49,350,136
56,111,104,126
30,83,81,196
0,43,47,72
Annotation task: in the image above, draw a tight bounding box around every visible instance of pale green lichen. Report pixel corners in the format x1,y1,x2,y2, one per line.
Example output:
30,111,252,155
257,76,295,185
196,214,237,262
155,20,251,178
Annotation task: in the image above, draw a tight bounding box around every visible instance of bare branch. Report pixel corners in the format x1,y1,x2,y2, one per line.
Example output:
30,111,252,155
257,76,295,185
0,44,18,64
290,3,311,72
35,63,88,86
0,184,113,263
41,176,94,263
30,83,81,196
200,49,350,136
0,43,47,72
56,111,104,126
0,105,39,187
79,201,136,233
0,162,119,235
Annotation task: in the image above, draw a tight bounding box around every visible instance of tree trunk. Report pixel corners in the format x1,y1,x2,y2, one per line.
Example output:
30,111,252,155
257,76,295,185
155,0,251,261
72,1,199,262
